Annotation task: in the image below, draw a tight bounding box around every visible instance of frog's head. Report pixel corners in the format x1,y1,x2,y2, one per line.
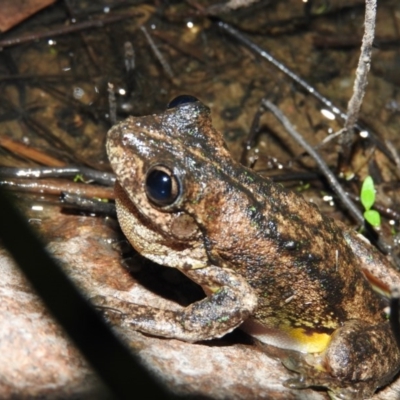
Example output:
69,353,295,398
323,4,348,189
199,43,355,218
106,95,235,270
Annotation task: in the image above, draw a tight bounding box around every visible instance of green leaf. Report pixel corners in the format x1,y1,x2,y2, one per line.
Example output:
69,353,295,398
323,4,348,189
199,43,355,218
360,176,375,211
364,210,381,227
73,174,84,183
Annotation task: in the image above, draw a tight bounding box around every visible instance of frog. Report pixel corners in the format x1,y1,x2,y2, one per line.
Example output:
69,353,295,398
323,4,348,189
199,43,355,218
99,94,400,399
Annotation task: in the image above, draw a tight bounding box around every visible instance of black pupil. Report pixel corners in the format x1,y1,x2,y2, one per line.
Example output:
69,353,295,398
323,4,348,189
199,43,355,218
146,169,174,204
167,95,198,109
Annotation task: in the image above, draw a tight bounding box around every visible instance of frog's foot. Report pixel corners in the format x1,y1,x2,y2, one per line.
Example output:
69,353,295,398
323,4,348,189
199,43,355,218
282,350,335,391
282,350,373,400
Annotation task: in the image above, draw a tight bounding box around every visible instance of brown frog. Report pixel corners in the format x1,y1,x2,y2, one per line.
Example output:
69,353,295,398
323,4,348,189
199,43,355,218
100,95,400,399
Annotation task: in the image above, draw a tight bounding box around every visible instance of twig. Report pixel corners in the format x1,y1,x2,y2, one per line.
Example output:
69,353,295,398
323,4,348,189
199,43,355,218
385,139,400,169
124,42,136,72
108,82,117,126
141,26,175,81
0,13,139,50
0,136,66,166
0,73,79,82
241,102,263,165
152,31,205,64
217,21,347,122
390,287,400,349
340,0,377,164
61,192,116,215
260,99,365,227
0,166,115,186
0,178,114,199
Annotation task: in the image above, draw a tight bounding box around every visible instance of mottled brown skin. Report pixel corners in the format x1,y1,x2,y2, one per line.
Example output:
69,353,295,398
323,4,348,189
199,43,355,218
100,99,400,399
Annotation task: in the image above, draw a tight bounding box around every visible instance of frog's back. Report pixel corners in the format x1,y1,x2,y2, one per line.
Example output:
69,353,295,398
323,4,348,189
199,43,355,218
196,165,390,357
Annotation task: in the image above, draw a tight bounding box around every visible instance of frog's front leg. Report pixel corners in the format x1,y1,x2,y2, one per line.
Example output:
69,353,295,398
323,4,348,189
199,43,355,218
343,230,400,291
93,266,258,342
283,320,400,400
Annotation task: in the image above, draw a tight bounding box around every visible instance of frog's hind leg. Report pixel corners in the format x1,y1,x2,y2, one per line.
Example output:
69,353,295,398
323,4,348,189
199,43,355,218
282,320,400,400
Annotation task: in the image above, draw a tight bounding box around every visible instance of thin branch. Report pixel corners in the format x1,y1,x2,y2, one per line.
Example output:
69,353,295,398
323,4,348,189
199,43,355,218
390,287,400,349
0,136,66,167
0,13,141,50
217,21,347,122
0,178,114,199
340,0,377,162
141,26,175,81
0,166,115,186
61,192,116,215
108,82,117,126
260,99,365,227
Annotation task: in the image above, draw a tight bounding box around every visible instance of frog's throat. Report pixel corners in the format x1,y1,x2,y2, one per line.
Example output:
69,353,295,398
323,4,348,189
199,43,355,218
115,185,209,270
241,319,331,353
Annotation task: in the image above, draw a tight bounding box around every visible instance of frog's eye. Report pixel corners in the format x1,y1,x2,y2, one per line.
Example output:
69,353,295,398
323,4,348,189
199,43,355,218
145,165,180,206
167,95,198,109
